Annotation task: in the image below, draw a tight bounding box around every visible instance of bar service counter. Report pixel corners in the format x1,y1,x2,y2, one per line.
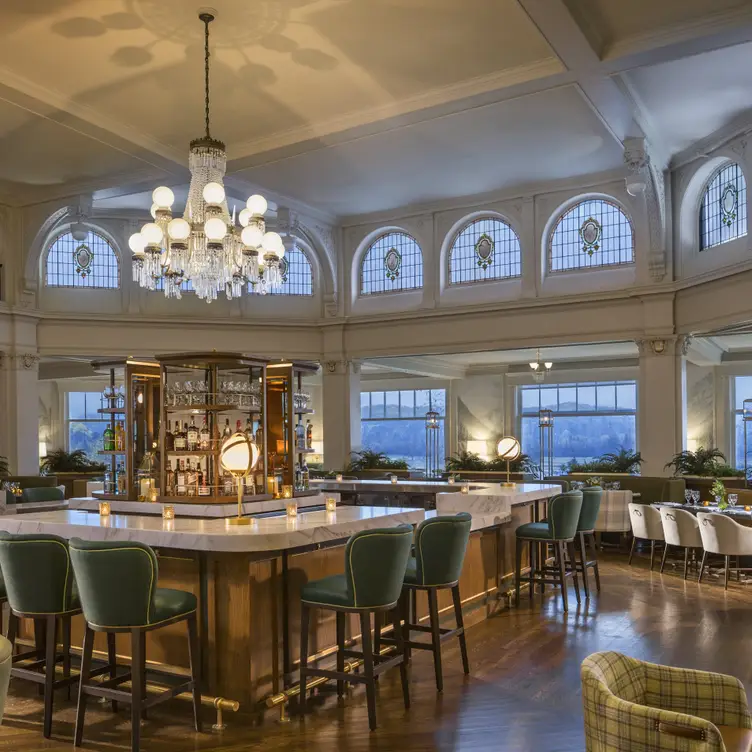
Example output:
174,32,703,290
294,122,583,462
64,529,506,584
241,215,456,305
0,482,561,718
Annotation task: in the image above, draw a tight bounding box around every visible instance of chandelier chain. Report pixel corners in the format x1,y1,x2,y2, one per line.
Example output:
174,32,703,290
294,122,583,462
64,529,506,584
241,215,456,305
203,14,212,139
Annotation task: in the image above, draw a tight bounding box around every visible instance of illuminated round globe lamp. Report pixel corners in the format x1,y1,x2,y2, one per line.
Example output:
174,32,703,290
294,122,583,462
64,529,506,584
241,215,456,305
497,436,522,489
220,432,260,526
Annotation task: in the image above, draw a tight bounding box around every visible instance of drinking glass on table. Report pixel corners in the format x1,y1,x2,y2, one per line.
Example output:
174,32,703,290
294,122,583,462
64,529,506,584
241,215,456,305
729,493,739,508
684,490,693,505
692,490,701,506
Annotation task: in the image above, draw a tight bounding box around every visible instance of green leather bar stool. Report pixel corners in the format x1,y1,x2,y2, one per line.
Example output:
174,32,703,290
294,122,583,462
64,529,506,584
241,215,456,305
573,487,603,599
381,512,472,693
299,525,413,731
514,490,583,611
69,538,201,752
0,532,84,738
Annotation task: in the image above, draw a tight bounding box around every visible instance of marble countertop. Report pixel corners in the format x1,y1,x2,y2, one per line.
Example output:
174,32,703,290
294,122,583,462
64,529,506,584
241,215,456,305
435,482,560,520
0,506,427,553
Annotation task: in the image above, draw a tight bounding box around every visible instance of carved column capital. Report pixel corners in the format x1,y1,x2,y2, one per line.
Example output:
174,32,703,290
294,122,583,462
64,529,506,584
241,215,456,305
325,359,360,375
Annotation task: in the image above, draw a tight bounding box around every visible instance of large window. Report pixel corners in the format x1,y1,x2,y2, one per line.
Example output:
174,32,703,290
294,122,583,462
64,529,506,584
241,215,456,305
360,388,446,469
45,230,120,288
269,244,313,296
360,231,423,295
448,217,521,285
700,163,747,251
732,376,752,470
67,392,108,458
549,198,634,273
519,380,637,472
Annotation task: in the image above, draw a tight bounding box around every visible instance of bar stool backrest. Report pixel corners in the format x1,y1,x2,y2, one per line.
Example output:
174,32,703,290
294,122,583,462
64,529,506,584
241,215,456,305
547,491,583,540
0,532,76,615
659,507,702,548
70,538,159,628
629,503,664,541
414,512,471,587
345,525,413,609
697,512,752,556
578,487,603,532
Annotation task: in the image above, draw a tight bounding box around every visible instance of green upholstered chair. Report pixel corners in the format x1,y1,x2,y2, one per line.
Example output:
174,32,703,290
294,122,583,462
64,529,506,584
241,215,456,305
299,525,413,731
381,513,471,692
69,538,201,752
515,490,583,611
20,487,65,504
0,532,82,738
574,487,603,599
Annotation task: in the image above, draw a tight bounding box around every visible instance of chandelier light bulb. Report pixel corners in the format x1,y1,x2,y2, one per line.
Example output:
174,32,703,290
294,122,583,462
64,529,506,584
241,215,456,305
529,362,539,370
238,208,252,227
167,217,191,241
544,362,553,370
204,217,227,241
241,225,263,248
202,181,225,205
150,203,158,219
246,194,268,216
262,231,283,254
128,232,146,254
141,222,163,245
152,186,175,208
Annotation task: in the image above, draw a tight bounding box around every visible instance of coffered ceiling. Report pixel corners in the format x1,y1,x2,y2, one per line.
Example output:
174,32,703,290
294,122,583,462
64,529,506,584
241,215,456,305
0,0,751,218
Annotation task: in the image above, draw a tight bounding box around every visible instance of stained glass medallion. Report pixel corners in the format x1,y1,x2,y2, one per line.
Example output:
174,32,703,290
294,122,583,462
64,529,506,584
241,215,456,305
279,256,289,283
580,217,601,256
721,183,738,227
74,243,94,278
384,247,401,281
474,233,494,269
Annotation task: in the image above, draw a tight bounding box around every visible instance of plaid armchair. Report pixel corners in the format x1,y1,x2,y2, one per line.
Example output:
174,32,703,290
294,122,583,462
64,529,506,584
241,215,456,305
582,651,752,751
594,490,632,533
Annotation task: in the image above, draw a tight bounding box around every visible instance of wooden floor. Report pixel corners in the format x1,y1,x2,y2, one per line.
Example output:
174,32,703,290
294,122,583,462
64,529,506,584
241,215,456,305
3,552,752,751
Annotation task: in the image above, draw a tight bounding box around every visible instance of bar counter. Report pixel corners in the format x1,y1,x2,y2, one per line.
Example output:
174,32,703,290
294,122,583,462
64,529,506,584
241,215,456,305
0,483,560,717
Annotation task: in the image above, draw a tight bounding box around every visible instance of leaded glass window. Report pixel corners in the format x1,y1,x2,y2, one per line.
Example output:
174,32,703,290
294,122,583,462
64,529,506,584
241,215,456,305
700,163,747,251
45,230,120,288
548,199,634,273
268,244,313,296
360,231,423,295
448,217,521,285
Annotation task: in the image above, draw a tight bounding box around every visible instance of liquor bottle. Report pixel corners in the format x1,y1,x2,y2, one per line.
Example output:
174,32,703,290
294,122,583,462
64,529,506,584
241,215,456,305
187,417,199,452
186,460,196,497
306,421,313,450
176,460,186,496
301,458,309,491
103,425,114,452
116,422,126,451
245,417,254,439
199,418,210,450
165,422,175,452
116,463,127,494
255,420,264,449
174,420,186,451
236,419,243,436
166,461,175,495
223,469,234,496
294,463,302,491
198,462,210,496
104,467,113,493
223,418,232,439
295,422,305,451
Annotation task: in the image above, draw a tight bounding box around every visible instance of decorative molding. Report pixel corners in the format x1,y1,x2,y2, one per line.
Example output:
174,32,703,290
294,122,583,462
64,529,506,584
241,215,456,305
624,137,650,174
635,336,692,357
10,353,40,370
325,359,360,375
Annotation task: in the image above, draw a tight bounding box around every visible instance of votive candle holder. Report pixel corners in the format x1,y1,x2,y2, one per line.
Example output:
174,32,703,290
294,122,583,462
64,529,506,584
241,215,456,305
162,504,175,521
336,473,343,482
460,484,470,495
390,475,398,484
325,496,337,512
286,501,298,518
98,501,111,517
282,485,294,499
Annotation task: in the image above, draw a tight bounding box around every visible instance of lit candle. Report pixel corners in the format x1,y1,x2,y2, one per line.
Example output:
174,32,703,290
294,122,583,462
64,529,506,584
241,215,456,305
461,484,470,495
286,501,298,518
139,478,153,501
149,488,159,503
325,496,337,512
99,501,111,516
282,485,293,499
162,504,175,521
390,475,398,484
335,473,343,482
447,476,456,484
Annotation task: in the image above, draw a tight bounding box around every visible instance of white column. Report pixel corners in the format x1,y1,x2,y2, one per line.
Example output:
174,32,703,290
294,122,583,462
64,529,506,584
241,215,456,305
3,352,41,474
637,337,689,477
322,359,361,471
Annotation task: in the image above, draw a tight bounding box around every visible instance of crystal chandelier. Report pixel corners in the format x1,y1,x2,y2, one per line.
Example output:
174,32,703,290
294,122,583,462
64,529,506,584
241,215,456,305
128,11,284,302
529,348,553,383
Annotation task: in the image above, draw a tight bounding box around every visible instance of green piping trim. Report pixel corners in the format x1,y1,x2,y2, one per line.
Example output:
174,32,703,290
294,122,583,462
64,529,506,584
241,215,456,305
87,608,197,631
0,539,70,613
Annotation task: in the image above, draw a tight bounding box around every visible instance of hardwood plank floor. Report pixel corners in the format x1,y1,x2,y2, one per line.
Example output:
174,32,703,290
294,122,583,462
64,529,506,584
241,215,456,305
2,553,751,751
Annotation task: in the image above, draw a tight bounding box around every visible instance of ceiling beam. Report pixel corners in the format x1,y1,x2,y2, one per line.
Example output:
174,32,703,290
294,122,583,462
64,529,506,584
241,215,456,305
364,356,467,380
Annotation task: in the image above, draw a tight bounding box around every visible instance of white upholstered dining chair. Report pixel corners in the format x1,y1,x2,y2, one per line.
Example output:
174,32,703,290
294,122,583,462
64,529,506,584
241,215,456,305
659,506,703,579
697,512,752,589
628,503,665,570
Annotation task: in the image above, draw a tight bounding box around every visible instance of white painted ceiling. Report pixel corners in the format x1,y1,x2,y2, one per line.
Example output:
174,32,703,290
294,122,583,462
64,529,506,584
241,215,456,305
1,0,751,217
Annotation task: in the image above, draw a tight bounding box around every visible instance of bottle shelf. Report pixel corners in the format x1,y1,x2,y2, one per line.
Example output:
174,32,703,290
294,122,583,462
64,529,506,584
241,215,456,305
164,404,262,414
294,408,314,415
294,447,317,454
99,450,126,455
167,449,221,456
91,491,129,500
97,407,126,414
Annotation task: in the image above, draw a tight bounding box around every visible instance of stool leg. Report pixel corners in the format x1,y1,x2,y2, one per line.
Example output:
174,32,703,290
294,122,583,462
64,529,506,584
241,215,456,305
336,611,345,698
139,631,147,720
359,611,377,731
130,629,144,752
390,607,410,709
725,555,730,590
588,533,601,592
34,618,46,695
62,614,72,701
43,614,56,738
186,613,202,732
452,585,469,675
578,532,590,599
6,612,16,655
299,604,310,717
514,537,522,606
660,543,670,573
567,541,581,605
107,633,118,712
427,589,443,692
528,540,537,602
698,551,708,583
628,536,637,565
74,625,94,747
650,540,656,571
410,587,417,627
556,542,568,612
373,610,381,681
400,590,411,662
684,547,690,580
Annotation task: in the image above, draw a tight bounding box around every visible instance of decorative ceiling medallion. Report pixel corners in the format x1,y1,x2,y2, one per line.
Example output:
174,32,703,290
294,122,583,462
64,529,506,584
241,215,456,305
74,244,94,277
384,248,401,281
721,183,738,227
474,233,494,269
580,217,601,256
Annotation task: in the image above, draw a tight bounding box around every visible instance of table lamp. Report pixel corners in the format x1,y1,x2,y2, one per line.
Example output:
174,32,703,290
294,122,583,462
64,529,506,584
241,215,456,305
220,432,260,526
497,436,521,488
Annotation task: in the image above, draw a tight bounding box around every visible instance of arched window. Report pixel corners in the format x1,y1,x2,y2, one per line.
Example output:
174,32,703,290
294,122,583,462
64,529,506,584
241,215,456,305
549,198,634,273
360,231,423,295
700,162,747,251
45,230,120,288
448,217,521,285
269,244,313,296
